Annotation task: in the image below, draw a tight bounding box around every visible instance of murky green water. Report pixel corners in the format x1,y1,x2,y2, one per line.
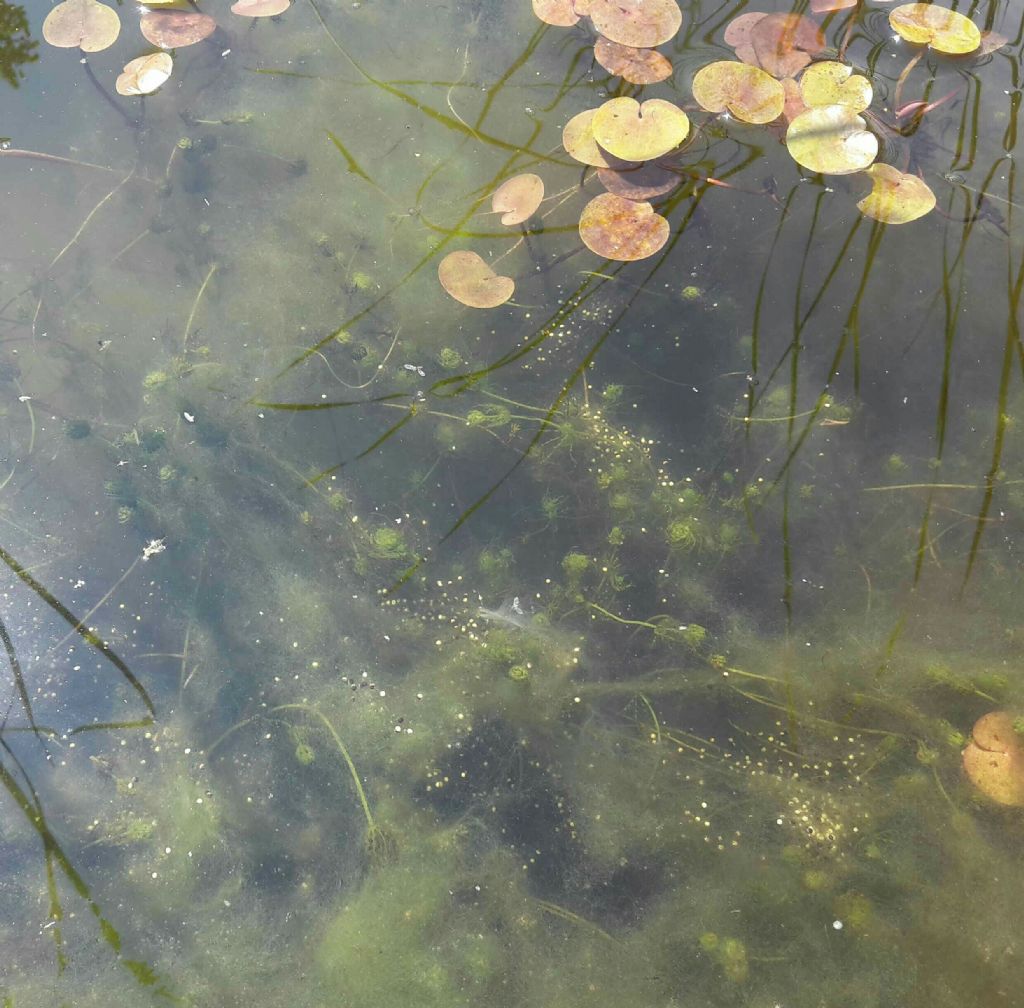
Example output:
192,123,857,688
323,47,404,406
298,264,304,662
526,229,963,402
2,0,1023,1004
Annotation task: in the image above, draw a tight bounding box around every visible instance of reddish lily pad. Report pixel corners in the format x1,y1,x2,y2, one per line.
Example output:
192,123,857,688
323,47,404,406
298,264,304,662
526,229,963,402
42,0,120,52
438,251,514,309
962,711,1024,807
491,173,544,226
781,77,807,123
691,61,785,124
592,96,689,162
594,37,672,84
115,52,173,95
596,161,680,201
800,61,872,113
856,164,935,223
978,30,1008,55
232,0,291,16
563,109,636,168
578,193,669,261
587,0,682,49
728,11,824,78
786,105,877,174
140,11,217,48
889,3,980,55
810,0,857,11
531,0,580,27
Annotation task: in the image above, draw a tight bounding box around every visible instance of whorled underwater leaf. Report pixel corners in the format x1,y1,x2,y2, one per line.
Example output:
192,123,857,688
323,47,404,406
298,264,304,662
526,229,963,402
962,711,1024,807
786,104,877,174
42,0,120,52
437,251,514,309
593,37,672,84
578,193,669,261
799,61,872,113
586,0,682,49
140,11,217,48
889,3,981,55
115,52,173,96
596,162,680,201
592,97,689,162
531,0,580,26
855,163,935,223
491,173,544,226
231,0,292,16
563,109,636,168
691,61,785,124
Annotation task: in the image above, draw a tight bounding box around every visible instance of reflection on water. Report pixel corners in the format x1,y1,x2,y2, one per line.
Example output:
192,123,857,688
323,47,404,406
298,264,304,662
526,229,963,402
1,0,1023,1004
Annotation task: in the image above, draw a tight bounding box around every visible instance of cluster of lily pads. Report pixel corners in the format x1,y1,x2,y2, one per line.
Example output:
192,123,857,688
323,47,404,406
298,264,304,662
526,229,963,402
438,0,1001,308
41,0,291,96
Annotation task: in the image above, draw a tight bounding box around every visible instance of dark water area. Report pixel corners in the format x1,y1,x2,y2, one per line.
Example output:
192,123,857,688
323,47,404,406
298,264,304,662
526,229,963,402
2,0,1024,1004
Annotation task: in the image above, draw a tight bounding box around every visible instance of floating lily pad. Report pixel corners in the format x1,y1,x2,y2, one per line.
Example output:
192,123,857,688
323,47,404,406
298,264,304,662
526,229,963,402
978,30,1009,55
594,36,672,84
592,96,689,162
596,162,680,201
438,251,514,309
140,11,217,48
781,76,807,123
691,61,785,124
856,163,935,223
810,0,856,11
587,0,682,49
42,0,120,52
578,193,669,261
962,711,1024,807
889,3,980,54
531,0,580,26
115,52,173,95
232,0,291,16
786,104,877,174
800,61,872,113
727,11,824,78
491,173,544,226
563,109,636,168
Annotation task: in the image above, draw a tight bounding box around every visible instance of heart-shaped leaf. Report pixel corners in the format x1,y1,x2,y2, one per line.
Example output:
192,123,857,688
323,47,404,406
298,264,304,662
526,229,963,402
578,193,669,261
889,3,980,54
597,162,681,201
727,12,824,78
491,174,544,226
856,163,935,223
810,0,857,11
594,36,672,84
231,0,291,16
42,0,120,52
799,61,872,113
563,109,636,168
592,97,689,162
115,52,173,95
786,104,877,174
962,711,1024,807
438,251,514,308
691,61,785,124
531,0,580,26
586,0,682,48
140,11,217,49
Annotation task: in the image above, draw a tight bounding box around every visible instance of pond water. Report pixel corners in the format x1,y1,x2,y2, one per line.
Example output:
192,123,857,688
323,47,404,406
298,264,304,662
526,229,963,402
2,0,1023,1004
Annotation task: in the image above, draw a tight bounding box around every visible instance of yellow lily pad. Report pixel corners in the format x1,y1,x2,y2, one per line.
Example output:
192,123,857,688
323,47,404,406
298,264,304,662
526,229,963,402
578,193,669,261
691,61,785,124
592,97,689,162
42,0,120,52
594,36,672,84
563,109,635,168
531,0,580,27
115,52,173,96
889,4,980,55
491,173,544,226
800,61,872,113
856,164,935,223
586,0,682,49
786,105,877,174
438,251,514,309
